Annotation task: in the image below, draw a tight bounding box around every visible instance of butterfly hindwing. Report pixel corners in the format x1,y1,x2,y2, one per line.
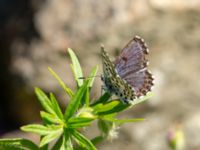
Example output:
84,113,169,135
101,36,154,103
114,36,153,97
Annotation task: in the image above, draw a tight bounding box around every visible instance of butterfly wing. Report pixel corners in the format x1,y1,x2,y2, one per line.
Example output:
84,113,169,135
101,46,117,78
115,36,154,97
101,46,118,93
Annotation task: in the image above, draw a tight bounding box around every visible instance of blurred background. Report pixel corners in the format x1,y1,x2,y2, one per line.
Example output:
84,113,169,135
0,0,200,149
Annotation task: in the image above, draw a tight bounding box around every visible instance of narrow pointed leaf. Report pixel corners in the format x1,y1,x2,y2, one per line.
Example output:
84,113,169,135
64,80,89,121
39,141,48,150
40,111,62,124
52,136,64,150
90,92,111,106
40,129,62,147
50,93,64,120
94,93,153,115
68,117,94,128
88,66,98,88
71,130,97,150
21,124,49,135
21,124,62,136
48,67,74,97
103,117,145,123
35,88,54,114
52,134,73,150
68,48,83,87
84,88,90,106
93,100,128,115
90,136,104,146
0,138,39,150
63,129,73,150
93,100,121,113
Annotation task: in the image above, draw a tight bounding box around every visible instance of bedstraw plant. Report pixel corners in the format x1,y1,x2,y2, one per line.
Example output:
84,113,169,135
0,48,153,150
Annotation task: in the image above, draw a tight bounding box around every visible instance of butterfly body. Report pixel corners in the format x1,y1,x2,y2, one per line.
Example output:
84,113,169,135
101,36,154,103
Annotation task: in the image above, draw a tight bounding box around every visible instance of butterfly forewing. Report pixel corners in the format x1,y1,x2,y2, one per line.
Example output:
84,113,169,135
101,47,117,78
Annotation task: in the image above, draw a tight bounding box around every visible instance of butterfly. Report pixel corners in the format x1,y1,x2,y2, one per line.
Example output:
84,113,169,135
101,35,154,103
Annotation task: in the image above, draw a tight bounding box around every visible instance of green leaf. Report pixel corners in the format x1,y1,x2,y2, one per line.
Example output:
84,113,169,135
90,136,104,146
43,130,73,150
21,124,62,136
88,66,98,88
94,93,154,115
52,129,73,150
68,48,83,87
40,129,63,147
52,136,64,150
83,88,90,106
92,92,153,108
93,100,128,115
103,117,145,123
21,124,49,135
48,67,74,98
93,100,121,113
71,130,97,150
80,66,98,106
50,93,64,120
90,92,111,106
68,117,94,128
35,88,55,115
64,80,89,121
39,141,48,150
0,138,39,150
63,129,73,150
40,111,63,125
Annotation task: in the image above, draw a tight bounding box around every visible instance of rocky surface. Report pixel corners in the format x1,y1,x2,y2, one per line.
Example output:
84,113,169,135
1,0,200,149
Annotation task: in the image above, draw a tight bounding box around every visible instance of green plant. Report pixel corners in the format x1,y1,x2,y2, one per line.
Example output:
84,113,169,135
0,48,153,150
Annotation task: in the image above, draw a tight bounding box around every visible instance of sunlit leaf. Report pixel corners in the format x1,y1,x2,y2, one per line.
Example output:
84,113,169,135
68,117,94,128
35,88,54,114
103,117,145,123
40,129,63,147
88,66,98,88
50,93,64,120
21,124,62,136
40,111,62,125
90,92,111,106
48,67,74,98
64,80,89,121
68,48,83,87
71,130,97,150
0,138,38,150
